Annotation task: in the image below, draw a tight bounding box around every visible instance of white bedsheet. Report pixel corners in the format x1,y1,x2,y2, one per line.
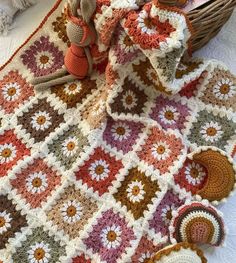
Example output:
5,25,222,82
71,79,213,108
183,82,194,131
0,1,235,262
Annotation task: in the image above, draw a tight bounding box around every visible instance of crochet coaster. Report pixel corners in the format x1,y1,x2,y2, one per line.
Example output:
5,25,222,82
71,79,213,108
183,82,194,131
174,146,236,204
169,201,225,246
149,242,207,263
193,147,236,204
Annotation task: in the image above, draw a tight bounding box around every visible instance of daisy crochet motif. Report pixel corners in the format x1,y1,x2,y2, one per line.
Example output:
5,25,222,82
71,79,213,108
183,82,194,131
0,0,236,262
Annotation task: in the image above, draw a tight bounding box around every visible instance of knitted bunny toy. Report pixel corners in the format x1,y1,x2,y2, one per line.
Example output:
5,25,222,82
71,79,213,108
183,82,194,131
32,0,97,89
0,0,36,35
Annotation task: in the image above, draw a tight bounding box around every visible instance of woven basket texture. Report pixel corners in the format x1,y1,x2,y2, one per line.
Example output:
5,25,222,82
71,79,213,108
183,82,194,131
158,0,236,51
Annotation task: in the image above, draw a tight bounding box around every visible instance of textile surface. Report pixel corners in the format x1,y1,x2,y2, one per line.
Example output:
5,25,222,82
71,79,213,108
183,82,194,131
0,0,236,262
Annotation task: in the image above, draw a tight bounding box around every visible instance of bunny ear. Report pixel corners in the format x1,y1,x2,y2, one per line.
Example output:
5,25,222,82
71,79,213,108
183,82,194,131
68,0,81,16
80,0,96,23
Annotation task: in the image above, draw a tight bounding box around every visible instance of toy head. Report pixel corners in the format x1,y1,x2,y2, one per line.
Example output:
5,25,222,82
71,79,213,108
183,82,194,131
66,0,96,47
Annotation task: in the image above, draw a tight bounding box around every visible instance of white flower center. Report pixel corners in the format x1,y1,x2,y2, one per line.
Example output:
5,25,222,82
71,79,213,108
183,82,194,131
62,137,79,157
60,200,83,224
213,78,236,100
121,90,138,110
64,81,82,95
151,142,171,161
101,225,122,249
0,143,17,164
111,122,131,141
159,106,179,125
28,242,51,263
35,51,53,70
185,162,206,185
89,159,110,181
127,180,145,203
31,111,52,131
2,82,21,101
200,121,223,142
26,172,48,194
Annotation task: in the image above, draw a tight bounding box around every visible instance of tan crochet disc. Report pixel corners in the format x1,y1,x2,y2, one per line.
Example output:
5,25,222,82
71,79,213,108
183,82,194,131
149,242,207,263
193,149,236,203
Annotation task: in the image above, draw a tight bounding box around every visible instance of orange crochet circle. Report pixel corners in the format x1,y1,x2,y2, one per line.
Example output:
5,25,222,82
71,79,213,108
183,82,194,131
66,205,77,217
107,231,117,242
67,142,76,151
220,84,230,95
0,217,6,228
1,148,12,158
32,178,42,188
95,165,105,175
40,55,49,64
193,149,236,202
36,116,47,125
156,145,166,155
34,248,46,260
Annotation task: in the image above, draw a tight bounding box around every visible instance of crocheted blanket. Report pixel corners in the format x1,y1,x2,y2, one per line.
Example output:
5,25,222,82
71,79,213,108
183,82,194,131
0,0,236,262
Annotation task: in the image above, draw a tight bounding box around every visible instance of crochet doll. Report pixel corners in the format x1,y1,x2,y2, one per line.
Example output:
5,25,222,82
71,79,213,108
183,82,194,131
0,0,36,35
32,0,149,89
32,0,97,89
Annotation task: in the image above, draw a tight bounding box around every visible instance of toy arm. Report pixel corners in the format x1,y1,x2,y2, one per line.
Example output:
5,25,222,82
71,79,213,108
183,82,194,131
31,67,68,86
84,47,93,75
33,74,78,90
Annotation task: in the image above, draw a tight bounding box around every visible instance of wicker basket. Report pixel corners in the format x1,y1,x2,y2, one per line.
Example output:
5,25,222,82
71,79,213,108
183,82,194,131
158,0,236,51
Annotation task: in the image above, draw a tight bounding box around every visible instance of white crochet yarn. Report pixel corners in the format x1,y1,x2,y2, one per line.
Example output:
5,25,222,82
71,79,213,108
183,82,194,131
0,0,17,35
12,0,36,10
0,10,11,34
0,0,36,35
155,247,203,263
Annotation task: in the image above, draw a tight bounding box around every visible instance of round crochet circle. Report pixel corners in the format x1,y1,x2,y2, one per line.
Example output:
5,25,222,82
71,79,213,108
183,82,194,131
193,149,236,203
170,202,225,246
149,242,207,263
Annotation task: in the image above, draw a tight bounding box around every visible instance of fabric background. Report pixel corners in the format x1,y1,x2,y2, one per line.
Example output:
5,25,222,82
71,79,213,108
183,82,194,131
0,1,235,262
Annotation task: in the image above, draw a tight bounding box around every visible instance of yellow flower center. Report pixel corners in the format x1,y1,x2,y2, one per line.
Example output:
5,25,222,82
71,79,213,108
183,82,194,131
1,148,12,158
123,35,133,47
67,142,76,151
7,87,16,96
116,127,125,135
107,231,117,242
0,216,6,227
36,116,46,125
166,209,173,221
132,186,140,196
142,258,151,263
220,84,230,94
66,205,77,217
32,178,42,188
164,110,174,120
68,83,77,91
156,145,166,155
40,55,49,64
144,18,153,29
125,95,133,105
34,248,45,260
206,127,217,136
190,168,199,178
95,165,105,175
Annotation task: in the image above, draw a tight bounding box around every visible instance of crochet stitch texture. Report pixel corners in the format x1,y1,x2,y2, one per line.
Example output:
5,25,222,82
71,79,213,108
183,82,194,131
0,0,236,262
